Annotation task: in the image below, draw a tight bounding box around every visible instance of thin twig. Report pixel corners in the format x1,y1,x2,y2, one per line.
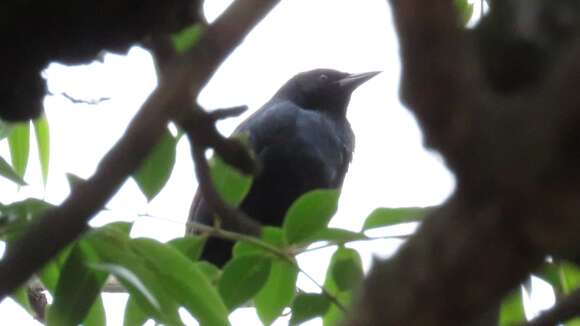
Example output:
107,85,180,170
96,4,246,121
61,92,111,105
297,265,347,313
295,234,411,255
139,213,285,261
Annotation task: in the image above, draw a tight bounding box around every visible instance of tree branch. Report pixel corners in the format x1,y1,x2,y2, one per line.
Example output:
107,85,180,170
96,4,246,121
348,2,580,325
0,0,280,301
176,105,261,237
391,0,484,157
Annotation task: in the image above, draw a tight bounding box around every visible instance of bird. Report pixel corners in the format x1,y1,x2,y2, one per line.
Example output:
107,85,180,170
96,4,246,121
187,68,380,267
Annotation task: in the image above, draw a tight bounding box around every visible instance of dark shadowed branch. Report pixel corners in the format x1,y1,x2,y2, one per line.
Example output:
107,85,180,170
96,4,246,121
348,0,580,325
0,0,280,301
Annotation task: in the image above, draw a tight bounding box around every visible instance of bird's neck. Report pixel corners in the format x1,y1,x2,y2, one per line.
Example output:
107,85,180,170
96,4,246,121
322,108,348,122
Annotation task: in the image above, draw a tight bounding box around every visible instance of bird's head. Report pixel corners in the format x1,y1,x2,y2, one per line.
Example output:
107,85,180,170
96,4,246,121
273,69,380,117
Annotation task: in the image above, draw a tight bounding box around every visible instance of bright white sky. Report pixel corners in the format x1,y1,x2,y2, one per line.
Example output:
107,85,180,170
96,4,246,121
0,0,554,325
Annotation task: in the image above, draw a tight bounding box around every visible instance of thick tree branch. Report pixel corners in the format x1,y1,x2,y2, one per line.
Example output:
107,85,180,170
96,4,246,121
0,0,280,301
349,198,541,326
391,0,484,156
349,1,580,325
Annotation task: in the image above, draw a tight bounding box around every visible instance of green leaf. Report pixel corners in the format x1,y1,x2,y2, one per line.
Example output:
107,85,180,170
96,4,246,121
194,261,221,285
84,296,106,326
209,155,253,207
133,129,177,201
303,227,368,244
454,0,474,25
47,241,108,326
37,245,74,298
0,155,26,185
322,247,357,326
33,115,50,185
499,288,525,326
566,314,580,325
290,293,331,326
233,241,264,258
559,262,580,326
8,122,30,179
85,227,182,325
88,227,231,326
331,250,364,292
0,199,53,240
283,189,340,245
362,207,431,231
90,263,165,320
168,236,206,261
39,261,61,293
255,260,298,325
219,255,272,311
130,238,230,326
560,262,580,293
535,262,563,296
323,292,349,326
124,296,149,326
172,24,203,54
105,221,134,237
233,227,286,258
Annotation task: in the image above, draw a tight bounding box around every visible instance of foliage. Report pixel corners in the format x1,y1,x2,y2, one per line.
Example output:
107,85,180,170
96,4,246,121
3,2,577,326
0,140,435,325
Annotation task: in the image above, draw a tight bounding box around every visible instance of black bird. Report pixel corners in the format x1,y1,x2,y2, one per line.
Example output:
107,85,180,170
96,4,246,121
187,69,379,266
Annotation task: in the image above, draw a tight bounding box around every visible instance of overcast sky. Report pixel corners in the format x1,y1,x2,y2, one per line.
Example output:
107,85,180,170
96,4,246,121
2,1,548,325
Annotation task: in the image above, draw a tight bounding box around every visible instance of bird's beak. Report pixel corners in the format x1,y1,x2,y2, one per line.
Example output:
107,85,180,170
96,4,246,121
336,71,381,91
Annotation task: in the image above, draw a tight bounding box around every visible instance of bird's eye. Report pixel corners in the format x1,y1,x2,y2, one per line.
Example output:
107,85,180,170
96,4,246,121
319,74,329,82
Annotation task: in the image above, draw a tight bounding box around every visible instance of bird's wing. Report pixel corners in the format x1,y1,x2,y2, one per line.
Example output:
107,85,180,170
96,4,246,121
237,100,353,188
333,120,354,188
233,100,303,151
